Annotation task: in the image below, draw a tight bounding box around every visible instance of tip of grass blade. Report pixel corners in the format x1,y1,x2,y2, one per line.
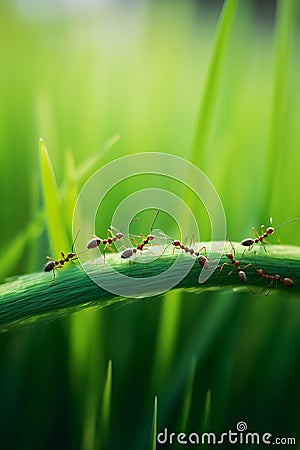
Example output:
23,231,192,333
39,138,69,257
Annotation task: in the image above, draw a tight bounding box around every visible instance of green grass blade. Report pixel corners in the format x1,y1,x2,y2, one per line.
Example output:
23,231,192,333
0,211,45,280
63,148,79,228
97,359,112,449
150,396,158,450
179,357,196,431
75,134,120,184
201,389,211,432
39,138,69,256
260,0,297,218
191,0,237,165
151,291,182,388
0,243,299,331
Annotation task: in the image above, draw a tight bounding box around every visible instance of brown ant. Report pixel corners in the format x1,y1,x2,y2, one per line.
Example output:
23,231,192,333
87,218,139,262
241,217,298,251
256,268,294,294
219,240,254,293
44,229,81,282
121,210,160,261
159,233,209,269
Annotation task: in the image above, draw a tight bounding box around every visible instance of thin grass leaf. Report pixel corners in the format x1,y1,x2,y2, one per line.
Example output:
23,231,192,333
179,357,197,431
0,211,45,280
150,396,158,450
96,359,112,450
63,148,79,227
201,389,211,432
75,134,120,184
39,138,69,256
151,291,182,388
260,0,297,218
191,0,237,165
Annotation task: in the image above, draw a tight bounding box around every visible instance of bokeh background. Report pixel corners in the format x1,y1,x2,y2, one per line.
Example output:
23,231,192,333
1,0,300,449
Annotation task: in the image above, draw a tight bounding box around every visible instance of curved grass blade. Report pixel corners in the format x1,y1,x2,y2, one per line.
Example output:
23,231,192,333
39,138,69,256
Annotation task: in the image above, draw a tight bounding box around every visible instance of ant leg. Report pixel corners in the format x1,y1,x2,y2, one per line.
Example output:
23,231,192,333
273,230,282,245
130,236,140,246
252,227,261,239
218,262,231,272
197,246,207,257
49,268,57,286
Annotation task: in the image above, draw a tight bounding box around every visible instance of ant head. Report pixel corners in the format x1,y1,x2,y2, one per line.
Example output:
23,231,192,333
226,252,233,260
172,240,180,246
238,270,247,283
147,234,155,241
283,277,295,288
256,268,264,276
115,232,123,239
266,227,274,235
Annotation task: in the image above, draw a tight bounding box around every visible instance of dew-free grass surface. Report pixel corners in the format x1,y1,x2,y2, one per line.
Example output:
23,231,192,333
0,1,300,449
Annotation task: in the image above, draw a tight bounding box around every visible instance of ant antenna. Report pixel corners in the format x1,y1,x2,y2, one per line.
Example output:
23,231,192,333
111,217,140,233
150,210,160,233
273,217,299,232
228,238,235,256
71,229,80,252
158,231,173,241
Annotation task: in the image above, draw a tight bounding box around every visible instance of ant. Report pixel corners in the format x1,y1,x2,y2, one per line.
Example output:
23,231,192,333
159,233,209,269
86,218,139,257
256,268,295,294
44,229,81,282
121,210,160,261
219,240,254,293
241,217,298,251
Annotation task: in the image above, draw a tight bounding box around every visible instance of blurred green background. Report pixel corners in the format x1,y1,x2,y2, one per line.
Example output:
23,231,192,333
1,0,300,449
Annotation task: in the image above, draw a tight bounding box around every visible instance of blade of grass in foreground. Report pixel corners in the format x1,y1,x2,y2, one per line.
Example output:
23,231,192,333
150,396,158,450
96,359,112,450
0,244,299,331
201,389,211,432
39,138,69,256
179,357,197,431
